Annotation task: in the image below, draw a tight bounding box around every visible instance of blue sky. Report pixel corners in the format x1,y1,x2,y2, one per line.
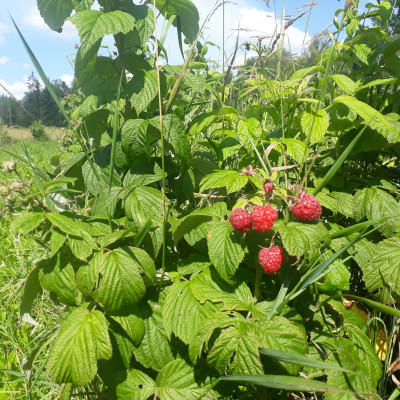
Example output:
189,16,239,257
0,0,367,99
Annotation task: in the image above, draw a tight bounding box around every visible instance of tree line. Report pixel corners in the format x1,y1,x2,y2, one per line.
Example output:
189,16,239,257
0,73,70,127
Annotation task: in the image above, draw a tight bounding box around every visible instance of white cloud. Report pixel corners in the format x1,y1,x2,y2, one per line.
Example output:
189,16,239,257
23,63,31,69
0,22,11,43
0,79,28,100
60,74,74,86
21,6,78,41
0,57,9,65
234,8,311,53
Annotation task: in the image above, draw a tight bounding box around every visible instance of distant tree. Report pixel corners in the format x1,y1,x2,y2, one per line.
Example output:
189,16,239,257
0,95,21,126
17,73,70,127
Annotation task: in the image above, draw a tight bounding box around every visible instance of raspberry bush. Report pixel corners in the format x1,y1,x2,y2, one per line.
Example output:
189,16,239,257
3,0,400,399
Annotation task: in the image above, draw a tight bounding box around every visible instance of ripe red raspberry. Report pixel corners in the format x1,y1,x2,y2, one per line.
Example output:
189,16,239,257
229,208,252,232
259,246,284,274
290,193,322,221
263,181,275,194
250,205,278,231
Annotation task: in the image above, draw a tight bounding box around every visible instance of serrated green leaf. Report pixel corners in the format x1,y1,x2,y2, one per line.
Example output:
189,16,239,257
208,222,244,281
125,186,164,223
188,106,237,136
254,316,308,375
46,213,83,236
110,313,145,345
344,324,382,386
38,254,77,306
10,212,44,234
273,138,309,163
331,74,358,95
276,222,329,261
316,191,354,218
189,312,236,363
353,187,400,237
133,298,176,371
353,43,371,64
208,323,263,375
68,233,97,261
37,0,74,31
356,78,398,91
121,119,150,162
92,248,146,313
172,203,227,243
117,369,155,400
190,268,254,311
150,114,192,176
237,118,263,151
200,170,249,194
156,359,217,400
301,109,330,144
162,281,219,343
47,309,112,386
128,69,159,114
361,237,400,304
334,95,397,141
155,0,199,43
71,10,135,55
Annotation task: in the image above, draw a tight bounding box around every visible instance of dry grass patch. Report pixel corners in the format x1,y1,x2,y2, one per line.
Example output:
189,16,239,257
7,126,63,142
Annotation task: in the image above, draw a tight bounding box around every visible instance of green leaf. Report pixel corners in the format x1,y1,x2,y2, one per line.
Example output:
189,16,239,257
92,248,146,313
356,77,398,92
121,119,150,162
128,69,159,114
353,187,400,237
150,114,192,176
47,309,112,386
325,339,377,400
117,369,155,400
200,170,249,194
331,74,357,95
162,281,219,343
110,314,145,345
343,324,382,386
273,138,309,163
70,10,135,55
37,0,74,31
316,192,354,218
237,118,263,151
155,0,199,43
333,95,397,141
172,203,227,244
10,212,44,234
361,236,400,304
20,266,42,325
276,222,329,261
46,213,82,236
190,268,254,311
301,108,330,144
68,232,97,261
133,298,176,371
188,106,237,135
254,316,308,375
189,312,236,363
38,254,77,306
353,43,371,64
318,263,350,292
208,222,244,281
221,374,352,394
208,324,263,375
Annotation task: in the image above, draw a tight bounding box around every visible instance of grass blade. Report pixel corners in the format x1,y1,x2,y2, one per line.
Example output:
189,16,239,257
9,13,69,125
259,348,357,373
109,73,123,193
342,294,400,318
220,374,355,393
313,122,369,196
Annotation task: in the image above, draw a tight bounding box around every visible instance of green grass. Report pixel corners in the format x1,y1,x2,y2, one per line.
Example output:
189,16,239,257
0,139,63,400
